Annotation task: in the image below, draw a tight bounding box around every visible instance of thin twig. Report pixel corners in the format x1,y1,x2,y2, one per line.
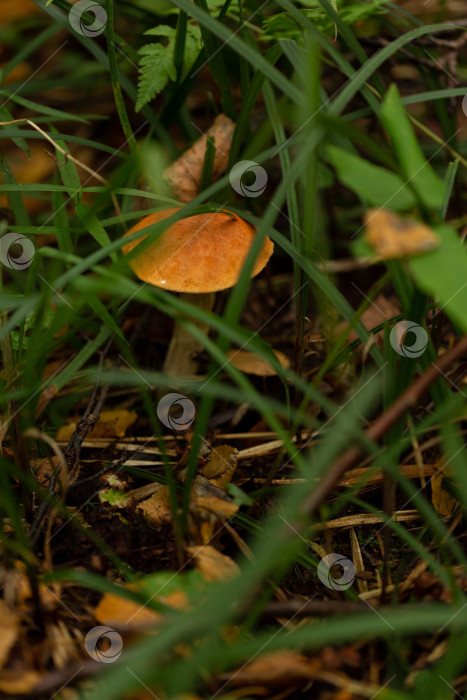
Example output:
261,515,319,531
300,334,467,518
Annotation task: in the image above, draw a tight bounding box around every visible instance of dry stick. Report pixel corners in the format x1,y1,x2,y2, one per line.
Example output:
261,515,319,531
22,344,467,696
261,599,366,619
300,333,467,520
23,428,69,572
382,472,396,601
63,336,114,479
64,384,109,479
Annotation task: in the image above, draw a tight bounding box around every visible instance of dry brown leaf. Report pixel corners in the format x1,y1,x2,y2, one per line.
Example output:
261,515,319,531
199,445,239,485
227,349,290,377
190,453,239,542
140,476,238,541
0,601,18,670
187,545,239,581
164,114,235,202
348,295,401,348
431,462,458,517
35,385,57,419
56,409,137,441
31,455,60,488
364,208,440,259
140,445,239,540
137,484,172,527
195,494,239,520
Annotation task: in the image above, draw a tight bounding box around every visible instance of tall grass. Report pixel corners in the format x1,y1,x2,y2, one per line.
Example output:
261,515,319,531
0,0,466,697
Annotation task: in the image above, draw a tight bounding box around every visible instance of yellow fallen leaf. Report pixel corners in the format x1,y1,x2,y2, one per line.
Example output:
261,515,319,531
92,409,138,438
137,484,172,527
187,545,239,582
364,208,440,259
56,409,137,441
94,585,188,626
56,422,75,441
94,592,157,626
227,349,290,376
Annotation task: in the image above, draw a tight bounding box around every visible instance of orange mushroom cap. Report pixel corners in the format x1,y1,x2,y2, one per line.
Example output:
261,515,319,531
122,207,273,293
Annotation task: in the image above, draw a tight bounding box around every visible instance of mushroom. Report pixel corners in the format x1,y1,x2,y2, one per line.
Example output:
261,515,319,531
122,207,273,379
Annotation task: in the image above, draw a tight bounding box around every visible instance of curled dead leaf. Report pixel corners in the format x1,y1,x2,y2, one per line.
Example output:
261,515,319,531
199,444,239,485
164,114,235,202
31,455,61,488
137,484,172,527
134,445,240,542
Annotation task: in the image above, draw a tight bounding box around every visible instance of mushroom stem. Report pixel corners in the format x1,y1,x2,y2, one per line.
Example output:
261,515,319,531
163,292,215,378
